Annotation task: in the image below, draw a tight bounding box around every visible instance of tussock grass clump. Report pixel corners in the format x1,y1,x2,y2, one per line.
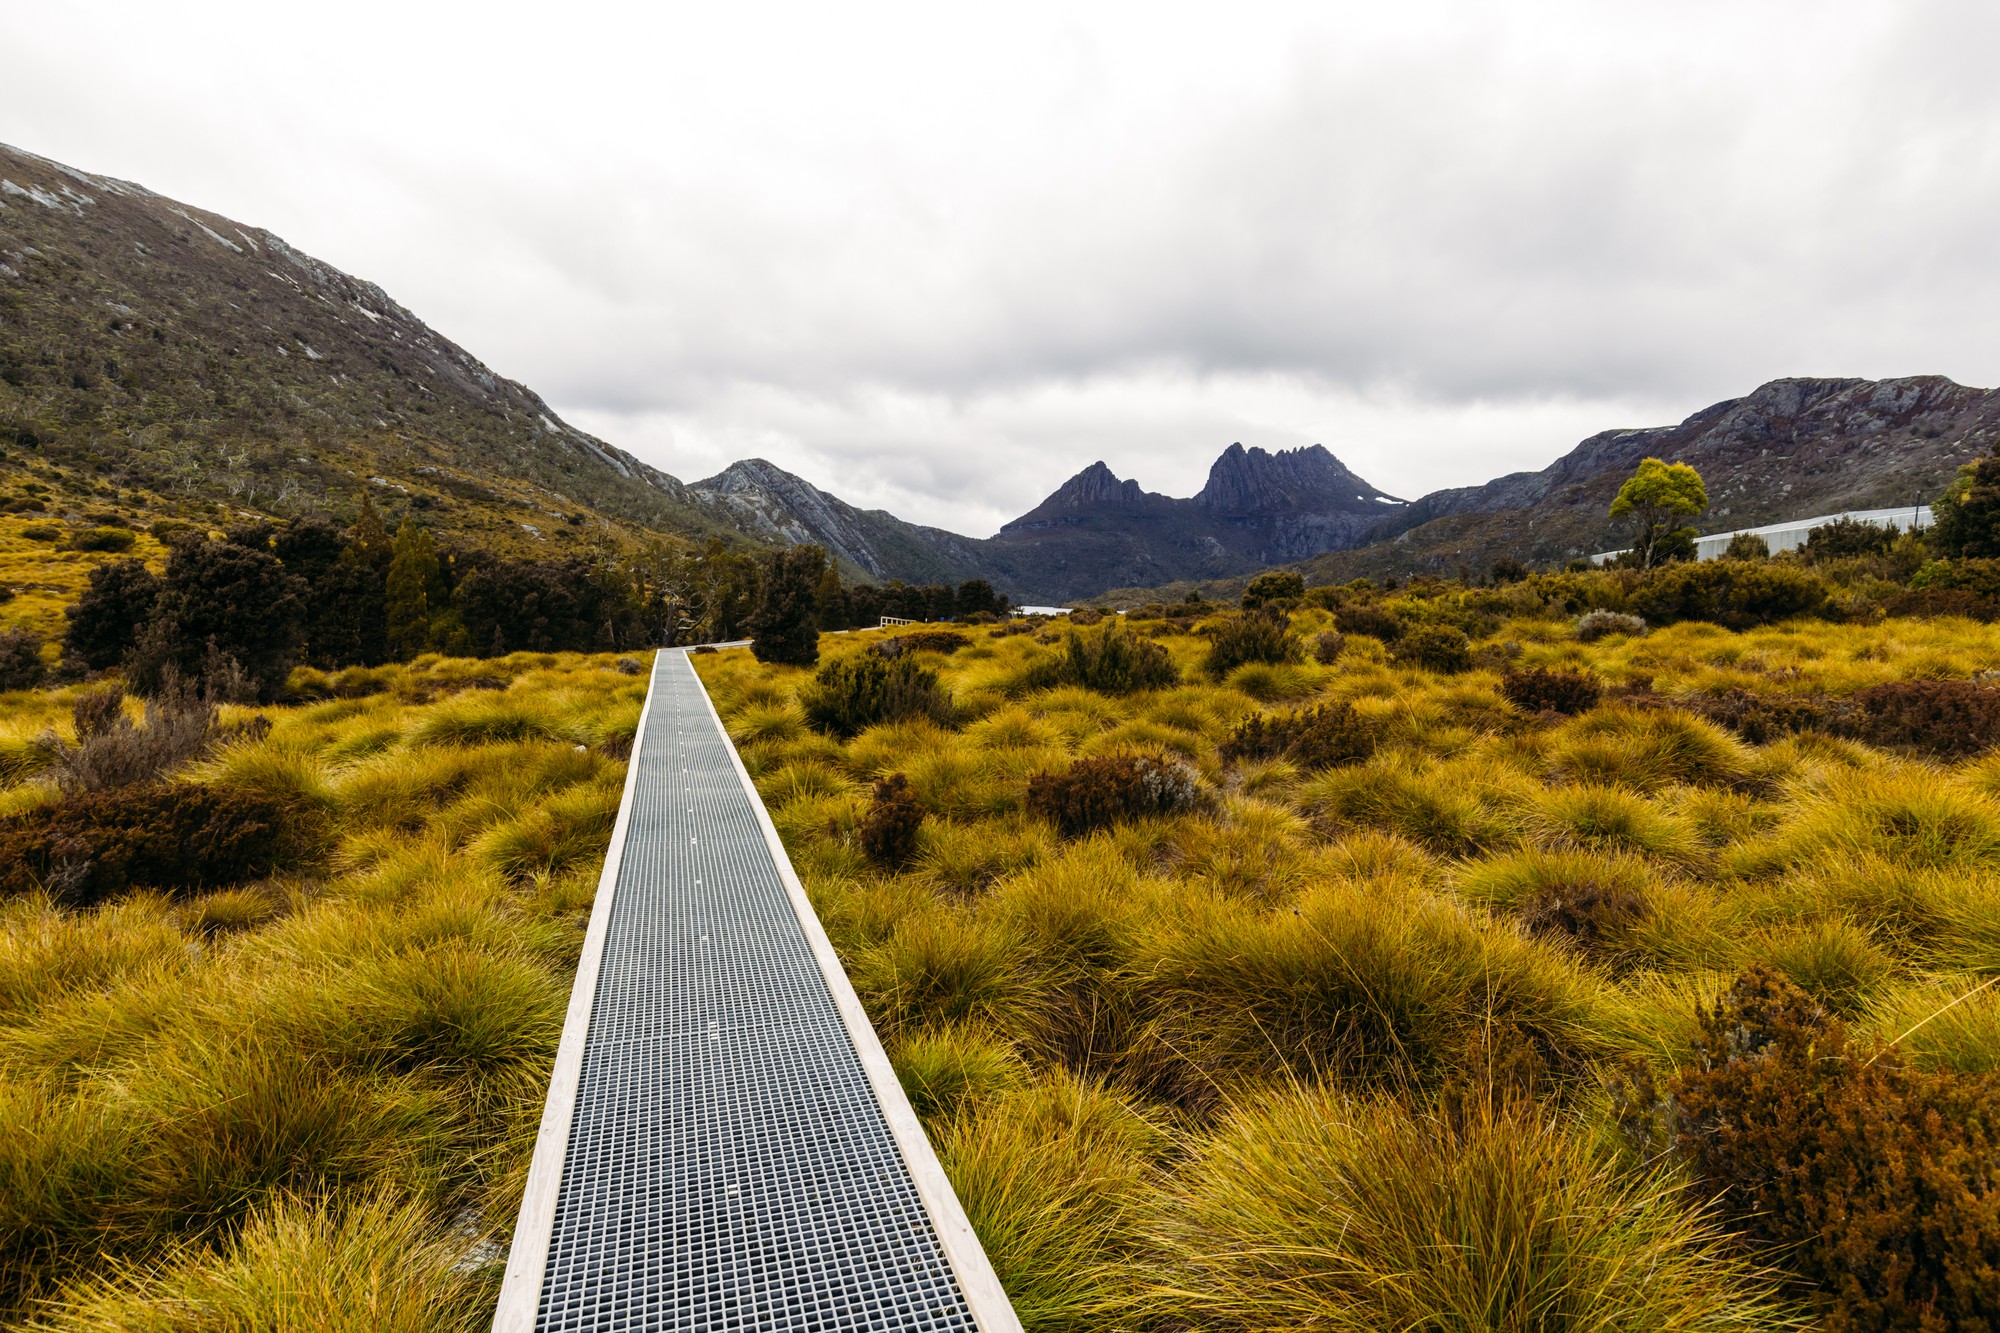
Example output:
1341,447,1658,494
1148,1084,1797,1332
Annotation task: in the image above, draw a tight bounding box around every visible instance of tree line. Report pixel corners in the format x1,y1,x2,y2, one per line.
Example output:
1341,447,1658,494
58,499,1007,699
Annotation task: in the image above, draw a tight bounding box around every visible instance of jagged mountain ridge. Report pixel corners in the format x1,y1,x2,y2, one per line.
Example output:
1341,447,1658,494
0,142,738,549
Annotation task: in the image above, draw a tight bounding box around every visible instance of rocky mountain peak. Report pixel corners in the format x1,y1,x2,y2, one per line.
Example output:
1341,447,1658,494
1194,442,1403,515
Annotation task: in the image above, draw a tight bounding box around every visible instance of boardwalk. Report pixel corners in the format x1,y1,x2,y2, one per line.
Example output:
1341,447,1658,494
494,651,1018,1332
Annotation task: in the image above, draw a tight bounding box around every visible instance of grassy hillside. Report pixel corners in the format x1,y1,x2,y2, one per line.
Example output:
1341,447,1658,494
0,143,739,557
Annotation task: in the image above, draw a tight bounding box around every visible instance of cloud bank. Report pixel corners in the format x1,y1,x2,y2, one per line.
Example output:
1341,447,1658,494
5,0,1997,533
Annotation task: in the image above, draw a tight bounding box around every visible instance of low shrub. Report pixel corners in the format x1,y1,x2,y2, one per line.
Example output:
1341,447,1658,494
1803,516,1895,563
40,680,266,794
860,773,925,869
19,523,59,543
1202,612,1299,679
0,783,288,906
1027,754,1203,837
1220,702,1374,772
1024,625,1178,695
1682,688,1848,744
1853,678,2000,759
800,653,955,738
1500,666,1601,716
1723,532,1771,560
1575,610,1647,642
1390,624,1473,674
1881,586,2000,622
67,526,136,553
0,629,45,691
1656,967,2000,1332
876,630,971,656
1240,571,1304,609
1312,630,1346,664
1627,560,1831,629
1333,602,1404,642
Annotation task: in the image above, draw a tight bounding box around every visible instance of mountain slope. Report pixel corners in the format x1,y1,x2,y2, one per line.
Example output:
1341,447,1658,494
0,142,735,549
689,459,993,585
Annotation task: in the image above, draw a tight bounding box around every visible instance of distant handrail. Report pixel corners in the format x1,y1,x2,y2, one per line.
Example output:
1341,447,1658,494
879,616,915,627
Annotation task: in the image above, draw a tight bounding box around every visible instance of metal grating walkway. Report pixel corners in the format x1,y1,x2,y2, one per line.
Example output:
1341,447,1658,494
495,651,1017,1332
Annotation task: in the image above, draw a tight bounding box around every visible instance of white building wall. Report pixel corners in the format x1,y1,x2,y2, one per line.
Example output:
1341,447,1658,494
1593,506,1933,566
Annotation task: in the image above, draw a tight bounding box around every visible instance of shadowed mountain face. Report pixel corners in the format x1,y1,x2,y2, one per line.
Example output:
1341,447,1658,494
0,142,736,549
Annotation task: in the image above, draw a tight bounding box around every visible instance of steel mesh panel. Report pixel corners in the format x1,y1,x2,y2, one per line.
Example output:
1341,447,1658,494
534,652,977,1331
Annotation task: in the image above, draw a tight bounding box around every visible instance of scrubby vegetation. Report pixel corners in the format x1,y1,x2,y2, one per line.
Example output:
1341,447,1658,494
698,598,2000,1331
0,650,643,1326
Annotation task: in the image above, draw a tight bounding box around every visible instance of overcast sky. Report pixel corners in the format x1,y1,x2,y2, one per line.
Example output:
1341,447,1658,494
6,1,1997,535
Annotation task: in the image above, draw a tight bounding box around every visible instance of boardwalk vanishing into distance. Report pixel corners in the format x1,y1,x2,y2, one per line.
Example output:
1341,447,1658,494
494,650,1019,1333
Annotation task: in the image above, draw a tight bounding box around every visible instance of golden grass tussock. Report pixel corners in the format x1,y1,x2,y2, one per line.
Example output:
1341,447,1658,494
1143,1085,1801,1332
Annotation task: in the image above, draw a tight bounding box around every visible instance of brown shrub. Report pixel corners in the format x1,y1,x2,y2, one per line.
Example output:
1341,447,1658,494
0,627,46,691
38,679,268,795
1220,702,1374,772
1683,689,1851,745
1501,666,1602,716
1853,679,2000,759
859,772,925,869
1575,610,1647,642
1520,877,1647,948
874,630,971,657
1312,630,1346,664
1662,967,2000,1332
1026,753,1203,837
0,783,288,906
1881,587,2000,622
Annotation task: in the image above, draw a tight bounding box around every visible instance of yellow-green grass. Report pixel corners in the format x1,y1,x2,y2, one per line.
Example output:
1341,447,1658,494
696,611,2000,1328
7,608,2000,1328
0,651,643,1324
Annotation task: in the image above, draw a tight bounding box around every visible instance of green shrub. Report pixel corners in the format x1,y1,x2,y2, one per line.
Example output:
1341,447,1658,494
1240,570,1304,609
1390,624,1473,674
1627,560,1831,628
859,773,925,869
1024,624,1178,694
800,653,955,738
1220,702,1374,772
0,784,288,906
67,526,136,553
1500,665,1600,715
1659,967,2000,1332
1027,754,1203,837
1202,612,1300,679
19,523,59,543
1804,517,1894,563
1334,602,1404,642
1723,532,1771,560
